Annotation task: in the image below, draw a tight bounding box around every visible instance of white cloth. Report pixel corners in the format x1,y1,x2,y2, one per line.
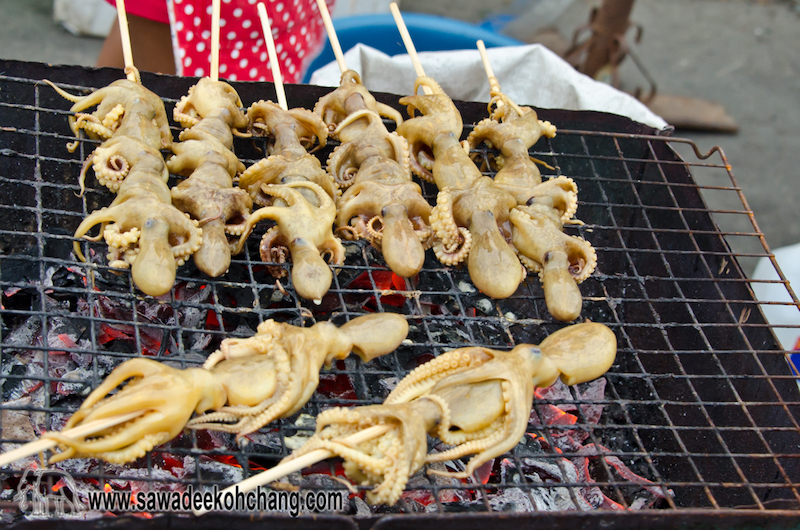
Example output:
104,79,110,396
309,43,668,130
752,242,800,351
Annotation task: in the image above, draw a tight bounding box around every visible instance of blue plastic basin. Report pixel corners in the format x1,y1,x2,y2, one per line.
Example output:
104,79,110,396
302,12,522,83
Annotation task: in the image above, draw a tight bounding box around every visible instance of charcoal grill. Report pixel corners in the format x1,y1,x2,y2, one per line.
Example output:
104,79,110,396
0,60,799,529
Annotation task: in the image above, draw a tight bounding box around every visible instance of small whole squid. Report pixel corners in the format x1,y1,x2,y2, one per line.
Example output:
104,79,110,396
168,77,253,277
283,321,616,505
43,313,409,464
467,80,596,321
49,72,203,296
235,101,343,302
396,76,524,299
315,70,432,277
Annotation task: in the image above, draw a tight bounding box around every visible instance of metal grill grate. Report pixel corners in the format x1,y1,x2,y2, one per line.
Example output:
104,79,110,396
0,60,799,524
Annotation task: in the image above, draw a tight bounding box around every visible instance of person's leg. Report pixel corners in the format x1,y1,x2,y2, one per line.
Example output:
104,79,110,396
96,13,176,75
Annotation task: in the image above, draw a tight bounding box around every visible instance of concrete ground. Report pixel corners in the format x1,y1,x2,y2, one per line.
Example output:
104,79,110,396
0,0,798,276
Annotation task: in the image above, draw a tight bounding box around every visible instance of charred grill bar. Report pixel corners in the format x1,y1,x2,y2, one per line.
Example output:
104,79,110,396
0,60,799,526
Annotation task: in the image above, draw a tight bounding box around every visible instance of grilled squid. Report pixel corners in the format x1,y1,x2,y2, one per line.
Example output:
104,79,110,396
168,77,252,277
315,70,432,278
284,321,616,505
236,101,342,302
43,313,409,464
396,77,523,298
468,83,596,321
71,160,203,296
49,73,203,296
45,77,171,194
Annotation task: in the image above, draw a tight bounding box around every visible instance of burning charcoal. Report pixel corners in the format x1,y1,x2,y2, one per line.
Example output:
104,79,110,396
420,462,471,506
242,430,283,453
507,456,589,511
351,495,373,516
538,377,607,425
3,316,41,350
295,473,349,512
172,455,198,480
43,265,87,296
2,359,41,403
457,281,477,294
317,360,357,401
283,414,316,450
48,412,73,434
488,487,536,512
53,454,97,478
522,456,603,510
197,456,245,484
425,319,471,345
122,466,188,493
473,298,494,315
469,320,513,347
575,444,671,508
378,376,399,394
188,332,213,352
532,481,591,511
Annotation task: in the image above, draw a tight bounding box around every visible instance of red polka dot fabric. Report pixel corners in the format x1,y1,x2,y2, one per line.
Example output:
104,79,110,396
106,0,171,24
167,0,334,83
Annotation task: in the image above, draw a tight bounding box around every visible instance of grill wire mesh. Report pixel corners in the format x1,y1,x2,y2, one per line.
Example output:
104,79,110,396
0,61,799,524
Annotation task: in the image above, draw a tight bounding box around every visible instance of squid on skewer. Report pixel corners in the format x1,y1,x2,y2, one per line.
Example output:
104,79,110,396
467,81,596,322
235,101,343,302
315,70,432,278
168,77,253,277
48,73,203,296
42,313,408,464
396,76,524,299
72,162,203,296
284,321,616,505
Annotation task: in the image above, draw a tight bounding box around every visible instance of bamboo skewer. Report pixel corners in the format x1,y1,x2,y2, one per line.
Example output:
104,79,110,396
389,3,431,95
0,410,145,468
210,0,222,81
189,11,394,513
256,3,288,111
114,0,137,81
315,0,347,74
193,423,390,516
476,39,502,98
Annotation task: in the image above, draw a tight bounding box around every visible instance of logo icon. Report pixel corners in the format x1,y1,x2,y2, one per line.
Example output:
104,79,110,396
13,468,86,517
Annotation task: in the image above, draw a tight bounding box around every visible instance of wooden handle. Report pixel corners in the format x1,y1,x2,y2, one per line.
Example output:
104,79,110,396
0,410,144,468
389,3,432,95
316,0,347,74
114,0,136,81
210,0,221,81
257,3,288,110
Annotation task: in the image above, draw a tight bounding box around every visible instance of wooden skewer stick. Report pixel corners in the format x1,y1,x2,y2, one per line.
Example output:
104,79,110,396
210,0,222,81
114,0,137,81
476,40,501,97
0,410,145,468
256,3,288,111
193,423,391,516
315,0,347,74
389,3,431,95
